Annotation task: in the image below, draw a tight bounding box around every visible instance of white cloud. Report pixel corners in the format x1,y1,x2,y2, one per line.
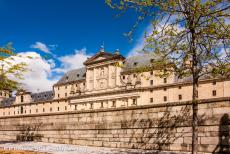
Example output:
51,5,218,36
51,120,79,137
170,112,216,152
54,48,91,73
31,42,52,54
6,52,59,92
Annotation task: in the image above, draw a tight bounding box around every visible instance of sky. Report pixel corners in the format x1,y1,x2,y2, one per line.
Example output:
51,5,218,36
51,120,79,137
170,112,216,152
0,0,151,92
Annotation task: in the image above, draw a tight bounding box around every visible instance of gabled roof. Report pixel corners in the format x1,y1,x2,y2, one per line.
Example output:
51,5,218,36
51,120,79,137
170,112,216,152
84,51,125,65
55,67,86,86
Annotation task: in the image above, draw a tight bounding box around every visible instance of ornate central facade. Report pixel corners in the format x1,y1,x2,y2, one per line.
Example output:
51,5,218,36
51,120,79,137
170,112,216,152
0,48,230,116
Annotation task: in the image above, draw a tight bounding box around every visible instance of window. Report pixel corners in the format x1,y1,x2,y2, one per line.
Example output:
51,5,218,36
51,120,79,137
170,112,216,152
213,81,216,85
164,78,167,83
43,108,45,112
112,101,116,107
150,59,154,63
150,98,153,103
150,90,153,93
150,71,153,75
77,74,80,77
132,98,137,105
36,109,38,113
164,88,167,91
21,95,24,102
65,93,67,97
90,103,93,109
101,102,103,108
66,76,69,80
65,85,67,89
20,106,23,114
134,62,138,66
150,80,153,85
58,86,60,90
179,95,182,100
50,107,52,112
14,111,15,115
29,109,31,113
57,107,60,111
164,96,167,102
65,106,67,110
123,76,125,80
75,105,77,110
212,90,216,96
58,94,60,98
0,92,2,96
133,74,136,78
178,86,182,89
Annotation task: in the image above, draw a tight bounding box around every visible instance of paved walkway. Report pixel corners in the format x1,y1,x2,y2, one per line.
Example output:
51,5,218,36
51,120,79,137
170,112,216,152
0,141,190,154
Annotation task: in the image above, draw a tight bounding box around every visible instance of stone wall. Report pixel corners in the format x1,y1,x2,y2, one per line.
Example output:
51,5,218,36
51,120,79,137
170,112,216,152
0,97,229,154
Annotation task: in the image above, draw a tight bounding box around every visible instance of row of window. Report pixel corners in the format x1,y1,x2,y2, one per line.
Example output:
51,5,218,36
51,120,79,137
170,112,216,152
149,90,217,103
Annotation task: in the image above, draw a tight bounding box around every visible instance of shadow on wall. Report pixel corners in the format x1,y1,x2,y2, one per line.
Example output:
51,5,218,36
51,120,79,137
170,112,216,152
213,113,230,154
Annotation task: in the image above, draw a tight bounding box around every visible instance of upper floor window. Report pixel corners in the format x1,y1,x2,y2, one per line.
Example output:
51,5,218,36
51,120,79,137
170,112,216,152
212,90,216,96
134,62,138,66
66,76,69,80
150,71,153,75
132,98,137,105
77,74,80,77
164,78,167,83
178,86,182,89
150,98,153,103
179,95,182,100
164,88,167,91
112,101,116,107
150,80,153,85
21,95,24,102
164,96,167,102
213,81,216,85
123,76,125,80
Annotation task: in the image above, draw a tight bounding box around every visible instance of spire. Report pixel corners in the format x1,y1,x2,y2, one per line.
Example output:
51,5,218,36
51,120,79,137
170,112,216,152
100,45,104,52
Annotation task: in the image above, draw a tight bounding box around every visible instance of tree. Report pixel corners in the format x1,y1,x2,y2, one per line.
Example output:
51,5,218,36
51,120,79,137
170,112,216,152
106,0,230,153
0,42,27,92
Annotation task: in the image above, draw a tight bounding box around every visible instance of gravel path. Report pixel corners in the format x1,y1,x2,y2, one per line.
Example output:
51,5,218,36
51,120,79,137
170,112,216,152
0,142,153,154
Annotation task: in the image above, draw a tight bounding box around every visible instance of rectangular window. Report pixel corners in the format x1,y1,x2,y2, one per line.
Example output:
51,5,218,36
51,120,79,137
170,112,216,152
212,90,216,96
65,85,67,89
179,95,182,100
164,96,167,102
65,106,67,110
43,108,45,112
58,94,60,98
90,103,93,109
65,93,67,97
150,98,153,103
101,102,103,108
57,107,60,111
112,101,116,107
58,86,60,90
178,86,182,89
132,99,137,105
150,71,153,75
36,109,38,113
50,108,52,112
150,80,153,85
164,78,167,83
150,90,153,93
75,105,77,110
21,95,24,102
164,88,167,91
123,76,125,80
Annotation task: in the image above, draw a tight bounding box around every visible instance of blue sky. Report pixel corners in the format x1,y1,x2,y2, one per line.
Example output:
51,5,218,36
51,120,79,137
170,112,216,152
0,0,151,92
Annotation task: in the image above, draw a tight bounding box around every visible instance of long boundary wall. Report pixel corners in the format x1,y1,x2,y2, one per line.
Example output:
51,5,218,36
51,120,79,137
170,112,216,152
0,97,229,154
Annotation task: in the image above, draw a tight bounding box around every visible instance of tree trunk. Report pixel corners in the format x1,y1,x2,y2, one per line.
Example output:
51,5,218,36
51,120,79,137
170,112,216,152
192,77,199,154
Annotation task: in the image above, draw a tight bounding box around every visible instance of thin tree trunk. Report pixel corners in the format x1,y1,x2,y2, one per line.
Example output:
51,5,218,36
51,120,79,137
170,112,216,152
192,77,199,154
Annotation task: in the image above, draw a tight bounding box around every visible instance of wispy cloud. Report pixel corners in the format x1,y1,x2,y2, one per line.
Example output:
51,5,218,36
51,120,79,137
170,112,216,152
54,48,91,73
31,42,51,54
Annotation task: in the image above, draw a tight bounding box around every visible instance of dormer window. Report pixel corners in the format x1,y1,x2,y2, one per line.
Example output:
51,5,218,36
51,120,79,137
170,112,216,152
134,62,138,66
21,95,24,102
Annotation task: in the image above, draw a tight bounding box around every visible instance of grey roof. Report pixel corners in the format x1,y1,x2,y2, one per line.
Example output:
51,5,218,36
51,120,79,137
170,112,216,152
31,91,54,102
0,97,15,107
56,67,86,85
0,91,54,107
123,54,156,72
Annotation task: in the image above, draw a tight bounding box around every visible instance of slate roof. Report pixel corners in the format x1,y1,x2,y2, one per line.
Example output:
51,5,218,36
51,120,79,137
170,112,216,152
55,67,86,85
0,91,54,107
